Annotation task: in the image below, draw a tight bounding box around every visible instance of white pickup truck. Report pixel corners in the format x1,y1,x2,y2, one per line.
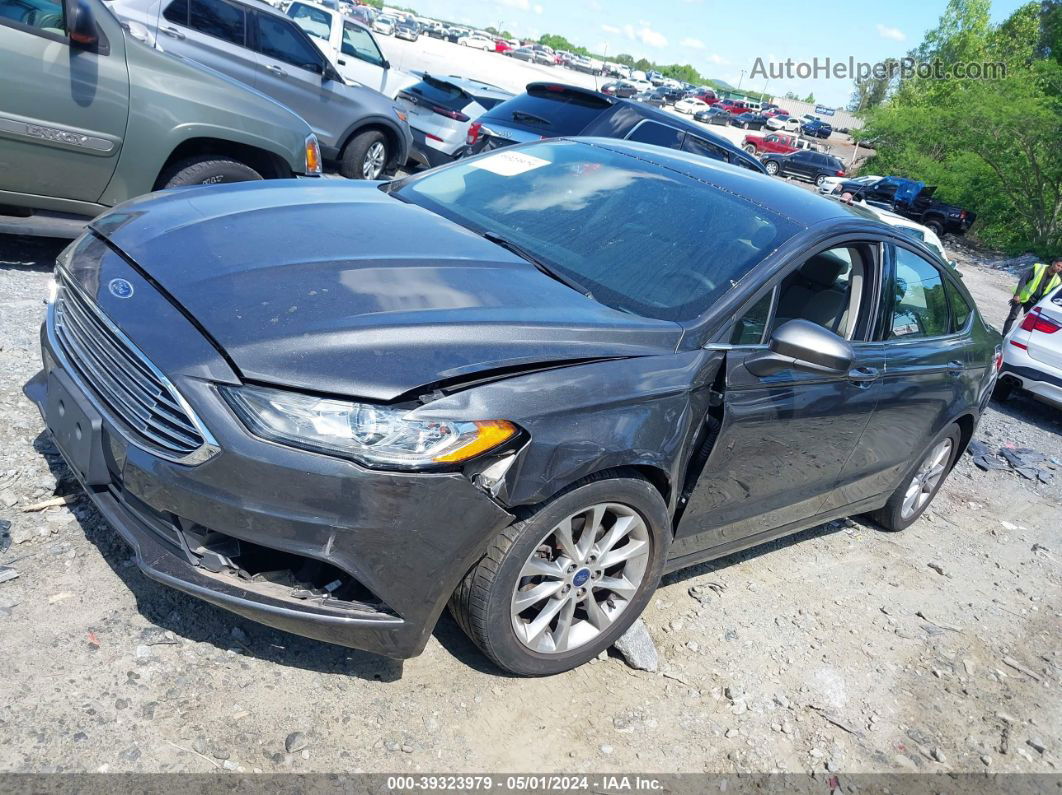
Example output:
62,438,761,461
286,0,416,98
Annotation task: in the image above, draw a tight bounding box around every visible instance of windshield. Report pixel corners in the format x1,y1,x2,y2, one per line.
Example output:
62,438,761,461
393,141,798,322
288,3,332,39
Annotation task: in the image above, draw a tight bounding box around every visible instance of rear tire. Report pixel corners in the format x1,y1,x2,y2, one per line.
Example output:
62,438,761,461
449,473,669,676
868,424,961,532
340,130,390,180
925,218,944,236
815,174,827,187
158,156,262,189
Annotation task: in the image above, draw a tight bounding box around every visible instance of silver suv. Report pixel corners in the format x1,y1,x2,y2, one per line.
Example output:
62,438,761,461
109,0,413,178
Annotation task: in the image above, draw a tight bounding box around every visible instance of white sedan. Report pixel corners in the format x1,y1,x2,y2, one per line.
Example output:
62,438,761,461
458,34,493,50
766,116,800,132
999,285,1062,408
674,97,710,115
819,174,882,195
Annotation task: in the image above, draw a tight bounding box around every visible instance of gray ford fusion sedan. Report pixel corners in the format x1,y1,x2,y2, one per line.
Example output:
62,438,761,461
25,139,1001,675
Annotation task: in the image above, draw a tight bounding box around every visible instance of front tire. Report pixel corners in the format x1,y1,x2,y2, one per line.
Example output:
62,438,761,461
449,473,669,676
340,130,390,180
158,156,262,189
868,424,961,532
764,160,780,176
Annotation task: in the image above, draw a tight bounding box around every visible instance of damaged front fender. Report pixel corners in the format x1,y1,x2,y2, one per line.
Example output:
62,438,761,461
413,350,727,516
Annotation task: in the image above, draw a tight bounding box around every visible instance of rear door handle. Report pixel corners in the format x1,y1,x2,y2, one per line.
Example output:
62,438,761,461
947,360,964,377
160,25,185,39
337,58,347,65
848,366,880,383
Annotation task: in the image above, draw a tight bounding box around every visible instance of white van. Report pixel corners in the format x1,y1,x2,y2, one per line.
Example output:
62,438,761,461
287,0,416,98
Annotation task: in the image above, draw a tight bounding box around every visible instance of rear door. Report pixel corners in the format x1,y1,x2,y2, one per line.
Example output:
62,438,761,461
158,0,258,90
0,0,129,203
835,243,971,503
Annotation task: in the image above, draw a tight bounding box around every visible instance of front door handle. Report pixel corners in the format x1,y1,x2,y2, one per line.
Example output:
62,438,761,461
160,25,185,39
266,64,285,76
848,366,880,383
337,58,347,65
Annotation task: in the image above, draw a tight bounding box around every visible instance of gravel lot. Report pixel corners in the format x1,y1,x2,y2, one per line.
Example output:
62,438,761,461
0,228,1059,777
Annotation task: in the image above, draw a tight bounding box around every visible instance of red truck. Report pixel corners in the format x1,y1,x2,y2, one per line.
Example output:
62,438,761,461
741,132,814,156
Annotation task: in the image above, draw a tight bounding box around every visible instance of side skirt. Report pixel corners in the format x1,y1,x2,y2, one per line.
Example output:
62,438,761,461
662,493,889,575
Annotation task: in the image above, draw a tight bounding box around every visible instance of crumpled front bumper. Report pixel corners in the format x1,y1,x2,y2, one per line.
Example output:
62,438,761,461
25,322,514,659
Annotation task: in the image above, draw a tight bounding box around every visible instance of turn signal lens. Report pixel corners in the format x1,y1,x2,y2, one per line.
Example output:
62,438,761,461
304,135,322,175
433,420,517,463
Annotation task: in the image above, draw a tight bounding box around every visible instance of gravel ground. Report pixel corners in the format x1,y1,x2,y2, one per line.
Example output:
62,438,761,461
0,232,1058,777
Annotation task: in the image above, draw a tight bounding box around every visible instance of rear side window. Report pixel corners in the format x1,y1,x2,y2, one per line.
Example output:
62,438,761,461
256,14,321,70
189,0,245,45
626,121,683,149
483,87,611,135
682,134,728,163
947,281,972,331
887,246,950,339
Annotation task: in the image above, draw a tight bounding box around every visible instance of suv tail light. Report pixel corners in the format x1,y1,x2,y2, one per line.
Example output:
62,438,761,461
466,121,482,146
835,170,845,176
1019,307,1061,334
432,105,470,122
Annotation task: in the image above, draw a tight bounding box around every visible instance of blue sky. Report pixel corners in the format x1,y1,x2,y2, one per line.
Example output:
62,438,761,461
402,0,1028,106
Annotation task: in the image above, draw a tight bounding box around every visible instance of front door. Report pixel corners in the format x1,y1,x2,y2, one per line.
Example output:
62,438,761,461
673,242,887,556
339,19,387,95
0,0,129,203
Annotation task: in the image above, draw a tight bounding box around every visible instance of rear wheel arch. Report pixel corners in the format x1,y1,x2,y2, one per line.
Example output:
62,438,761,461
951,412,977,457
152,138,291,190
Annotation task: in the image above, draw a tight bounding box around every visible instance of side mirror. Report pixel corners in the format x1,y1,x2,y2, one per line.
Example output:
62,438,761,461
64,0,98,48
745,319,854,378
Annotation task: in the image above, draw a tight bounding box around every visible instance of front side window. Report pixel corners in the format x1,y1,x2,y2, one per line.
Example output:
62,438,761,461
256,14,322,70
287,2,330,40
774,246,866,338
887,246,950,339
626,121,684,149
189,0,245,45
394,140,798,322
730,290,773,345
163,0,188,24
342,21,384,65
1,0,65,32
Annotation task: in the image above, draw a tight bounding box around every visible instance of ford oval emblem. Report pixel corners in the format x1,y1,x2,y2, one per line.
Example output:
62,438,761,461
108,278,134,299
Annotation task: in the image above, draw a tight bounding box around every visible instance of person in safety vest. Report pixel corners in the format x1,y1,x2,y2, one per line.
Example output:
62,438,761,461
1003,258,1062,335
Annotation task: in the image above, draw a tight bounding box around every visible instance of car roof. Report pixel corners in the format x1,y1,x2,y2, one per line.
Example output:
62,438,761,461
566,138,871,228
420,73,513,99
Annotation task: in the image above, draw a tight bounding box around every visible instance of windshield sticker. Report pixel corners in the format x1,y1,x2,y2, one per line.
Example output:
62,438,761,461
468,151,551,177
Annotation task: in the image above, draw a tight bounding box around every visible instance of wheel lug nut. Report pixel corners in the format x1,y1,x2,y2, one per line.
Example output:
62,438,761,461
562,584,571,593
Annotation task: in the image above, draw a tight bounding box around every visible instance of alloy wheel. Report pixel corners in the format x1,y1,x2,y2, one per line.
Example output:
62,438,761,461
765,162,779,175
510,502,650,655
362,142,387,179
900,438,953,520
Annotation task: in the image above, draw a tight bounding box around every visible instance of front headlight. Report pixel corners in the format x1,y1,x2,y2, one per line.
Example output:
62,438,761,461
221,385,517,469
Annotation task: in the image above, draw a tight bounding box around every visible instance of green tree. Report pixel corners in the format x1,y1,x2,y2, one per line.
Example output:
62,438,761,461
803,92,815,103
860,2,1061,254
614,53,635,66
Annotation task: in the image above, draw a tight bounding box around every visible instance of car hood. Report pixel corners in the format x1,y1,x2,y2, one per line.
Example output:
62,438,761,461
89,181,682,401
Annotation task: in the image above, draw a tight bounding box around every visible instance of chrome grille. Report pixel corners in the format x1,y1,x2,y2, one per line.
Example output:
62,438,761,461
52,270,211,461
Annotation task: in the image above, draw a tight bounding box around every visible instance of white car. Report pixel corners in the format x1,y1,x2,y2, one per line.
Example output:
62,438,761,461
458,34,493,50
766,116,800,132
674,97,709,115
999,285,1062,408
373,15,395,35
825,194,951,265
286,2,415,97
819,174,882,195
624,78,652,93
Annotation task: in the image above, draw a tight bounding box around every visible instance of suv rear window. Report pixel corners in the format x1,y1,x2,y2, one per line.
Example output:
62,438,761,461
406,75,469,111
482,85,612,135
